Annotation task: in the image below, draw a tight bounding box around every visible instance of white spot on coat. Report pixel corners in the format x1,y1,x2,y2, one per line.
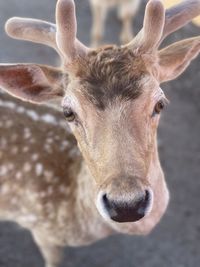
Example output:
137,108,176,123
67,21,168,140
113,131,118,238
23,162,32,172
19,214,38,223
0,184,10,194
16,172,22,180
0,166,8,176
32,154,39,161
24,128,31,139
35,163,43,176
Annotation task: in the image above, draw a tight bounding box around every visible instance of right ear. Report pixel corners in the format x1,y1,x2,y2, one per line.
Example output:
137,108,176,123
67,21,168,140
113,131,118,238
0,64,64,103
157,37,200,83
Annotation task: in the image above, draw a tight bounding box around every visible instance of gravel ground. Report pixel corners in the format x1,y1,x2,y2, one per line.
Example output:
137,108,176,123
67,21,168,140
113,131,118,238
0,1,200,267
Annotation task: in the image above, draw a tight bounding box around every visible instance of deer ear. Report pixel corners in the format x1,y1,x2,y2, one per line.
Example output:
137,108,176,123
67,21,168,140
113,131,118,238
158,37,200,83
0,64,64,103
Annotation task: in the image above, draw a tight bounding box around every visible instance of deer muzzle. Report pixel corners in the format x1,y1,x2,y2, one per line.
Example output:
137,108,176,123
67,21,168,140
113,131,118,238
96,175,153,223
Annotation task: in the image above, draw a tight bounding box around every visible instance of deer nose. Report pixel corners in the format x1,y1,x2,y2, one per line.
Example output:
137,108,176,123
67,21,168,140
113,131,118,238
98,189,153,223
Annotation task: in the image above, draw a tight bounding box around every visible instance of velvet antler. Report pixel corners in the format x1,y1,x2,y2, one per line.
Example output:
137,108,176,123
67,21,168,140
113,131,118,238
126,0,200,51
5,0,89,64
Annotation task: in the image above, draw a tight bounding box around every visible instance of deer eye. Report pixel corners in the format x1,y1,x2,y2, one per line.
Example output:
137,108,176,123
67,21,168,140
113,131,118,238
63,108,76,122
153,100,165,115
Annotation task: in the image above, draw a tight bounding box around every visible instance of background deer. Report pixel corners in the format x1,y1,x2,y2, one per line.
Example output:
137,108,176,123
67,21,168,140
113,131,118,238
0,0,200,267
90,0,140,47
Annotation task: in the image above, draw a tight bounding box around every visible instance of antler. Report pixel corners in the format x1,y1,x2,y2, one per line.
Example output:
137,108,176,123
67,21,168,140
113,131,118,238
160,0,200,45
5,0,89,64
5,18,58,50
55,0,89,61
5,0,200,59
126,0,200,52
126,0,165,52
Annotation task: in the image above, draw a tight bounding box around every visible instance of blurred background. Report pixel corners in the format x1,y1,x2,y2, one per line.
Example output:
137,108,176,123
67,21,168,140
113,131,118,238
0,0,200,266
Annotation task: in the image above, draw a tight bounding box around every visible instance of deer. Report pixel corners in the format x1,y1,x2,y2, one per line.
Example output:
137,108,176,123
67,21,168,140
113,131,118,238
90,0,140,47
0,0,200,266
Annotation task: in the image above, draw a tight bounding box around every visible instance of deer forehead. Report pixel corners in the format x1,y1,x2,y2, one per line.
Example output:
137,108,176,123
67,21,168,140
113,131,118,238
63,81,162,125
64,47,160,112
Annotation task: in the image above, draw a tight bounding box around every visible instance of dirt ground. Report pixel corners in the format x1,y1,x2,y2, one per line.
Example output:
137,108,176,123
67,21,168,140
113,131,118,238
0,1,200,267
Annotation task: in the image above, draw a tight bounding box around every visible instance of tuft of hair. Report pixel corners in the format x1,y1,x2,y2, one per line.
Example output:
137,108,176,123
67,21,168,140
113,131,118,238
67,46,153,109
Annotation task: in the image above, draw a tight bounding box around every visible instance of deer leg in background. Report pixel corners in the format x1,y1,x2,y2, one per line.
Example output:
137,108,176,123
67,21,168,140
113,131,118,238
118,0,140,44
90,2,107,47
33,232,63,267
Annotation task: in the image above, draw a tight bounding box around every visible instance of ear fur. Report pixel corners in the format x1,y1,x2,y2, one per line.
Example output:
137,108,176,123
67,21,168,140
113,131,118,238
0,64,64,103
158,36,200,83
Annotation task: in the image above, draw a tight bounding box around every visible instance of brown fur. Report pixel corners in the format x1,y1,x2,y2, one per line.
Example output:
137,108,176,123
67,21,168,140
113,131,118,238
0,1,200,267
66,46,151,109
0,92,113,248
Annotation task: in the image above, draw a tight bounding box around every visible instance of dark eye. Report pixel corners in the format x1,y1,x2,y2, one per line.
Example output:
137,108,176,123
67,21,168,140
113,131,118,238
63,108,76,122
153,100,165,115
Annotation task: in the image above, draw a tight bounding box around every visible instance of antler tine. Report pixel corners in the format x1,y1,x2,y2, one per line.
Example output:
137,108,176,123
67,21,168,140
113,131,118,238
56,0,89,63
5,17,59,52
126,0,165,52
158,0,200,46
5,0,89,64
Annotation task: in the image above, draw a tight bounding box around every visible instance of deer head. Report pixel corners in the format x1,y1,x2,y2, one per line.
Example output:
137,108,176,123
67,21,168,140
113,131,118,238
0,0,200,228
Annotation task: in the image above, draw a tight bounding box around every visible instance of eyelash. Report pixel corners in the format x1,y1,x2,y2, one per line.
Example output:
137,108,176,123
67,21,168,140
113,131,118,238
153,98,169,116
63,107,76,122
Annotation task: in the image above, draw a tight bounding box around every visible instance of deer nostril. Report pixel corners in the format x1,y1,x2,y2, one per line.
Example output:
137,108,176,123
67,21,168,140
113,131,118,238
145,189,152,205
137,189,152,216
98,189,153,223
101,193,118,219
102,193,109,209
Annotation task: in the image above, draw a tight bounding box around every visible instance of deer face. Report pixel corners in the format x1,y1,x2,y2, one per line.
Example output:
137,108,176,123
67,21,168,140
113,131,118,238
0,0,200,226
61,47,168,222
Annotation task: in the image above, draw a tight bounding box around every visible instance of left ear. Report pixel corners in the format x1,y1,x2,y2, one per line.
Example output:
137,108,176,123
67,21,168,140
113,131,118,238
0,64,64,103
158,36,200,83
